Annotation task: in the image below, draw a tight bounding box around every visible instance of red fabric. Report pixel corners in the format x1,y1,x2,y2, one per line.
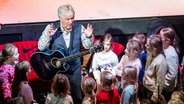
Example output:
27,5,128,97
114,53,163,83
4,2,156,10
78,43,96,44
112,42,125,56
0,41,40,81
96,88,120,104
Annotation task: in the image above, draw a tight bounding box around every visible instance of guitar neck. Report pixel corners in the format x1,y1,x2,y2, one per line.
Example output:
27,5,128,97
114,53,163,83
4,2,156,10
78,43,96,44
59,50,91,63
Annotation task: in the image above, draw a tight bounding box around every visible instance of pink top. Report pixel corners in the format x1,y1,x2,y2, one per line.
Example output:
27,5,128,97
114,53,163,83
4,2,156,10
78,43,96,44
0,63,15,102
18,81,34,104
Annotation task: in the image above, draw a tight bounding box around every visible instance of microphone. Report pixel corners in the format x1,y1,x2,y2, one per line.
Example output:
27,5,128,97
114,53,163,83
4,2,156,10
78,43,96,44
22,46,37,53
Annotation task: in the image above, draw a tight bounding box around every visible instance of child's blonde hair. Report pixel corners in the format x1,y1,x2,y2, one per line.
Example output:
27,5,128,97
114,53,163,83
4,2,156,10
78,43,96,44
100,71,116,90
168,91,184,104
122,66,138,104
81,77,96,104
122,66,137,84
159,27,180,54
125,39,141,59
0,43,17,66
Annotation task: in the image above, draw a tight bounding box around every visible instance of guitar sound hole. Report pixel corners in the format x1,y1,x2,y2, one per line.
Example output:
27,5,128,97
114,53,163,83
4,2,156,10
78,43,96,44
55,61,61,67
52,59,61,68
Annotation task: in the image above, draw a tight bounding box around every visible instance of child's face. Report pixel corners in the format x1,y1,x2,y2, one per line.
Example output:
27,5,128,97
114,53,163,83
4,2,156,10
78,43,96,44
160,34,170,49
121,72,127,80
124,45,130,56
26,68,31,76
102,40,111,52
125,44,136,60
145,39,152,53
10,48,19,62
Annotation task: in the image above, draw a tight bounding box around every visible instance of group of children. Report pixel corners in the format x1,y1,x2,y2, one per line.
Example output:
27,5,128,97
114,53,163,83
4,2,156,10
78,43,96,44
0,26,184,104
0,43,35,104
81,26,184,104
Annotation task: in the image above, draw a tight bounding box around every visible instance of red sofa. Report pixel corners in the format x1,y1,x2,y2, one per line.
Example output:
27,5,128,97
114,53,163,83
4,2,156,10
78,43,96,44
0,40,124,80
0,40,124,103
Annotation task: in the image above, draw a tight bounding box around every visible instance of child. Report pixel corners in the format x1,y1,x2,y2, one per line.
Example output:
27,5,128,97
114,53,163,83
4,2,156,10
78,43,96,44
81,76,96,104
180,56,184,91
92,33,119,93
143,35,167,103
132,33,147,101
115,39,142,90
159,27,179,102
120,66,137,104
11,61,35,104
96,71,120,104
45,73,73,104
92,33,119,78
132,33,147,84
0,43,19,103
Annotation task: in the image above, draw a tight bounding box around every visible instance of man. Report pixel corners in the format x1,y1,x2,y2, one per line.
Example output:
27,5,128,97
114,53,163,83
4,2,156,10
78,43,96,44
38,4,94,104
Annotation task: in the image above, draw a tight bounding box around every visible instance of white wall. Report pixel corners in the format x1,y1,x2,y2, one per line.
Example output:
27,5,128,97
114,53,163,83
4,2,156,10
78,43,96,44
0,0,184,24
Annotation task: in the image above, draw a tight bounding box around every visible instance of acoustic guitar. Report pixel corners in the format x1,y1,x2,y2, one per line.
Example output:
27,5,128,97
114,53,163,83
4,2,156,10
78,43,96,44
30,44,104,80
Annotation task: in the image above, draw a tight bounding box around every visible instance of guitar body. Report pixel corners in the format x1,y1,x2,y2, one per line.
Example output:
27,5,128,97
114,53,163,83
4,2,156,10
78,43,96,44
31,44,104,80
31,48,68,80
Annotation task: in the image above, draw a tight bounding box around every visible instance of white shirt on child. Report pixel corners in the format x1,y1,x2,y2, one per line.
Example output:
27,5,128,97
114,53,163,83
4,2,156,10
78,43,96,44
92,50,118,79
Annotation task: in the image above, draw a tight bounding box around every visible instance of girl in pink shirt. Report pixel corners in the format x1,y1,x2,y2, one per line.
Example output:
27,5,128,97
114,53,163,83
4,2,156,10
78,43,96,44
0,43,19,103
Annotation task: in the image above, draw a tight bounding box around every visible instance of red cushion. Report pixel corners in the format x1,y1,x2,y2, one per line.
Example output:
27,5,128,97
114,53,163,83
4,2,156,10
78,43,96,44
112,42,125,56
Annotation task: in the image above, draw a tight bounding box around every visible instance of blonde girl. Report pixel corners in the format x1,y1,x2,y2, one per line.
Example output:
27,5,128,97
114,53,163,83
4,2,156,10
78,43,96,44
120,66,137,104
81,76,96,104
0,43,19,103
116,39,142,77
159,27,179,102
115,39,142,89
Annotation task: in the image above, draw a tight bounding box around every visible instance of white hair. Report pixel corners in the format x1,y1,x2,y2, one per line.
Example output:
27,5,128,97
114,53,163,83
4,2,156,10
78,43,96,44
57,4,75,19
